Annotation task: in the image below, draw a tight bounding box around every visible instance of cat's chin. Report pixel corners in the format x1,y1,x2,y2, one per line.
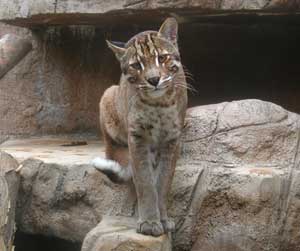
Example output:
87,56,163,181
143,87,170,99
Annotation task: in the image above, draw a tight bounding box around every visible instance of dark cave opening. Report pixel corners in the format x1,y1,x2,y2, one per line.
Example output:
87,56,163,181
179,22,300,112
14,231,81,251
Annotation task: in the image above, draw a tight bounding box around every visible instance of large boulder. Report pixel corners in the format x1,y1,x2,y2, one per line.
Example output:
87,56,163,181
0,22,111,137
0,151,20,251
0,0,299,26
173,100,299,251
15,158,136,242
2,99,300,250
0,33,32,78
81,216,172,251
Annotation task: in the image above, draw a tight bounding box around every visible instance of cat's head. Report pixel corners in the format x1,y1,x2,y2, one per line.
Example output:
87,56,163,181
107,18,183,99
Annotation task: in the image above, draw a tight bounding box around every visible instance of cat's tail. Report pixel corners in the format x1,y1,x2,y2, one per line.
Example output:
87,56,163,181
91,157,132,183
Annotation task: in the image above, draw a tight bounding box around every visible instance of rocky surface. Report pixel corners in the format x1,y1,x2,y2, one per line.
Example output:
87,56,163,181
0,33,32,78
1,99,300,250
177,100,300,251
14,158,136,242
81,216,171,251
0,151,20,251
0,0,300,26
0,22,114,137
0,136,104,165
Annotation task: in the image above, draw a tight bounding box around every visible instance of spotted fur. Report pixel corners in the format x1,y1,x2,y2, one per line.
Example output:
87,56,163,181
92,18,187,236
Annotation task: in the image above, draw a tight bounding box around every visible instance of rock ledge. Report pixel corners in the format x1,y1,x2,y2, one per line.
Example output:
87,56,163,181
81,216,172,251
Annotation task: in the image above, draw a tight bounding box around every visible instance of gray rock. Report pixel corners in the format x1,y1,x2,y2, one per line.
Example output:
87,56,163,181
0,151,20,251
174,99,300,251
0,33,32,78
81,216,172,251
0,0,299,26
0,22,112,136
3,99,300,251
16,160,136,241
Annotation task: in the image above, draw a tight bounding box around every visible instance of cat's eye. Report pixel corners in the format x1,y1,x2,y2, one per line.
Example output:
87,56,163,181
128,76,137,83
130,62,142,70
158,54,168,63
170,65,178,72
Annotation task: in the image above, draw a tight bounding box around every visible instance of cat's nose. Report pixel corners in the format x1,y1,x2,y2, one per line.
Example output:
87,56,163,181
147,77,160,87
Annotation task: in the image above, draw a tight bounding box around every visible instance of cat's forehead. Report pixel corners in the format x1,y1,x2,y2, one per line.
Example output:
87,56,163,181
125,31,158,48
125,31,176,58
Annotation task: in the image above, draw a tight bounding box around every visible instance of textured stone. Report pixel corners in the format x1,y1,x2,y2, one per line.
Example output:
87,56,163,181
0,0,299,26
15,158,136,242
0,22,114,136
0,151,20,251
0,34,32,78
81,216,171,251
173,100,300,251
2,99,300,250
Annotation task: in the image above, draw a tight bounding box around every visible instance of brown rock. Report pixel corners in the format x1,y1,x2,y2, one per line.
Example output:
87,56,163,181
0,0,299,26
0,151,20,251
15,158,136,242
0,22,113,136
0,98,299,250
0,33,32,78
81,216,172,251
0,99,298,251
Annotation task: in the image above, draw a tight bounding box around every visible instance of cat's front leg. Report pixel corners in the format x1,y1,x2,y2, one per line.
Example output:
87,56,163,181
156,139,180,233
128,134,164,236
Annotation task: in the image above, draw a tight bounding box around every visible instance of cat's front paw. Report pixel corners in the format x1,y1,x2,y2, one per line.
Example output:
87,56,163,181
161,218,175,233
137,220,164,237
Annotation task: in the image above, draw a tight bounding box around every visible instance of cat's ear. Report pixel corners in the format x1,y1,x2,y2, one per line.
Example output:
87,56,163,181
158,17,178,45
106,40,126,61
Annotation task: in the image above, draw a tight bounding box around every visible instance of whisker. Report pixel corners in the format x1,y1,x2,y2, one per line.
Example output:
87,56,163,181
181,64,195,82
175,79,192,86
182,65,193,73
176,86,198,94
183,71,193,77
183,71,194,80
177,75,195,82
185,76,195,82
175,82,198,94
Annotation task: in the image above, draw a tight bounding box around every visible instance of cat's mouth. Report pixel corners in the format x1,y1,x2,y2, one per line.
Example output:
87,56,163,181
149,76,173,90
157,76,172,88
138,76,173,98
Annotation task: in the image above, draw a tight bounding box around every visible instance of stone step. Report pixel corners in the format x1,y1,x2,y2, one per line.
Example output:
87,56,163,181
1,99,300,250
81,216,172,251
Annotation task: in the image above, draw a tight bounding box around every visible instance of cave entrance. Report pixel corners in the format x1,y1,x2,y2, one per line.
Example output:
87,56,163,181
14,231,81,251
179,19,300,113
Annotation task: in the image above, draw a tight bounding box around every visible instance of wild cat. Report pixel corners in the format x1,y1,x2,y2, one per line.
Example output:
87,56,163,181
92,17,187,237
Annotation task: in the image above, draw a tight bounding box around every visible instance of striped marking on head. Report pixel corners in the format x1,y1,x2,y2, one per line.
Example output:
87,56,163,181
147,34,158,56
134,38,144,57
133,34,159,58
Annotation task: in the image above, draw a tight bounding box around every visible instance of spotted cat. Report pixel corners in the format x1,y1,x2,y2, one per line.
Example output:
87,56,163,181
92,18,187,236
